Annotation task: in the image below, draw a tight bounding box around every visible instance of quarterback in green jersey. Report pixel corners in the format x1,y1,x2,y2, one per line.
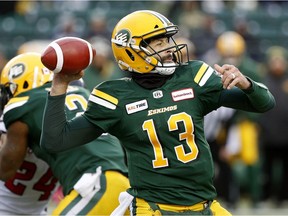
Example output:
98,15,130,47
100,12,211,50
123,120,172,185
41,10,275,216
0,53,129,215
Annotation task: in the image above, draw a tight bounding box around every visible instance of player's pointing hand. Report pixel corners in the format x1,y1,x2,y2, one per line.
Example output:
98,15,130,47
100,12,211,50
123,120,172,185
214,64,251,90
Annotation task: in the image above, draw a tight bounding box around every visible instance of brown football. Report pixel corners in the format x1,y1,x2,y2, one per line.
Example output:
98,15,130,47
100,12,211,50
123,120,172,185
41,37,96,74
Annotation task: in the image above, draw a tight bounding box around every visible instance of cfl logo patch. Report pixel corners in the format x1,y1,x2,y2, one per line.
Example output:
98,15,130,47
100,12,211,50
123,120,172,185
153,90,163,99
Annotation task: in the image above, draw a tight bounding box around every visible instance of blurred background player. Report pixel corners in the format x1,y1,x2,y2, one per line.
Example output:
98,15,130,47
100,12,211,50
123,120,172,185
258,46,288,206
0,41,55,215
0,52,129,215
0,53,57,215
212,31,264,208
0,120,57,215
204,106,235,207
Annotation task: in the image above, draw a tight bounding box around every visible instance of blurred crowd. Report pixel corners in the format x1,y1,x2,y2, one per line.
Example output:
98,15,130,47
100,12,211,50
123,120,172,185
0,0,288,211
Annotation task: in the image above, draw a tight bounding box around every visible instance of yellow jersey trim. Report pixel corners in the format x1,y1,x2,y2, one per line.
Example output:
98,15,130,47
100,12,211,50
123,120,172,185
6,96,29,106
3,96,29,115
194,63,208,84
92,89,118,105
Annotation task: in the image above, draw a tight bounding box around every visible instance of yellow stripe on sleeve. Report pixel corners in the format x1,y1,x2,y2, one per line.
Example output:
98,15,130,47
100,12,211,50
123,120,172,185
3,96,29,114
92,89,118,105
6,96,29,106
194,63,208,84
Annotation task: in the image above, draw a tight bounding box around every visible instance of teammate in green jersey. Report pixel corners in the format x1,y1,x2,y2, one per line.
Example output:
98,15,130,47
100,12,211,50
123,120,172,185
40,10,275,215
0,52,129,215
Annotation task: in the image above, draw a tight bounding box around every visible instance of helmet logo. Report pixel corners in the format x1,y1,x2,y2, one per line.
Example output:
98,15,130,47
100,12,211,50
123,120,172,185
8,63,25,80
114,29,131,47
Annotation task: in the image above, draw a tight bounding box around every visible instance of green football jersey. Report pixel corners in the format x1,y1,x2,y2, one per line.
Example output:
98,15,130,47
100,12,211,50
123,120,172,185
83,60,274,205
3,83,128,195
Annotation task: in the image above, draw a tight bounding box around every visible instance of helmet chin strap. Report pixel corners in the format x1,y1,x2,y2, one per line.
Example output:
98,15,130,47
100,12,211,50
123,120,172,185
154,62,176,75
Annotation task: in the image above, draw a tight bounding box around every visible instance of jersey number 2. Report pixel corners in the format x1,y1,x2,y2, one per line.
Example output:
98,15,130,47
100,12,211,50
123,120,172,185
143,112,199,168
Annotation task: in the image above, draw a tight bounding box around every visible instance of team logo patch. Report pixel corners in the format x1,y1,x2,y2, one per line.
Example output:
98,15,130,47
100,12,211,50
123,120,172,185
153,90,163,99
126,99,148,114
171,88,194,102
114,29,131,47
9,63,25,79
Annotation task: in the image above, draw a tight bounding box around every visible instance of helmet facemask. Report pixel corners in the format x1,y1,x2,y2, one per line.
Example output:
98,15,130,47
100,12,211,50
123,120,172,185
138,35,189,75
0,82,15,111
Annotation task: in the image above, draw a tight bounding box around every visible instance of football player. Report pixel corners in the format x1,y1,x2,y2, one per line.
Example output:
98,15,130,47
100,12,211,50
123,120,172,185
0,120,57,215
40,10,275,215
0,52,129,215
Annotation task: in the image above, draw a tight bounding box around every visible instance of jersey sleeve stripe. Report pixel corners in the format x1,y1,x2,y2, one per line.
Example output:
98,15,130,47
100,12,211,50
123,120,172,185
199,66,214,87
91,89,118,105
3,96,29,114
89,94,116,110
6,96,29,106
194,63,208,84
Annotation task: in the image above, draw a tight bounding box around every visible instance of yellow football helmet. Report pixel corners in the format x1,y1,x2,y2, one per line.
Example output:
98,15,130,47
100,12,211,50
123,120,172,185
216,31,246,57
111,10,188,75
0,52,53,110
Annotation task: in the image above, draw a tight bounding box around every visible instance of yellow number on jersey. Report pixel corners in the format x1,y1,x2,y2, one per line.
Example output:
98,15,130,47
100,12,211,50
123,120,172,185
65,94,88,116
143,112,198,168
143,119,169,168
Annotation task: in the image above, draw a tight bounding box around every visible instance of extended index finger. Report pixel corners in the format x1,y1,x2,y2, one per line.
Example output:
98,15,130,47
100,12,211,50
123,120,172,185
214,64,224,74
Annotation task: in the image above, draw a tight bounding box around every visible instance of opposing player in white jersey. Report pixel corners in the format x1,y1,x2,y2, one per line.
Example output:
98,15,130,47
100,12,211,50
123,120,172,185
0,118,57,215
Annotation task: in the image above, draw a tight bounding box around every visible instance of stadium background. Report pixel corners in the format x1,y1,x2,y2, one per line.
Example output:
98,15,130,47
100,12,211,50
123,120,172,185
1,1,288,60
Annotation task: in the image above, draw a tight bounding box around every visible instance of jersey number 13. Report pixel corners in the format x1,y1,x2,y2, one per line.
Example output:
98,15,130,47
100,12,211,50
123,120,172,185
143,112,199,168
